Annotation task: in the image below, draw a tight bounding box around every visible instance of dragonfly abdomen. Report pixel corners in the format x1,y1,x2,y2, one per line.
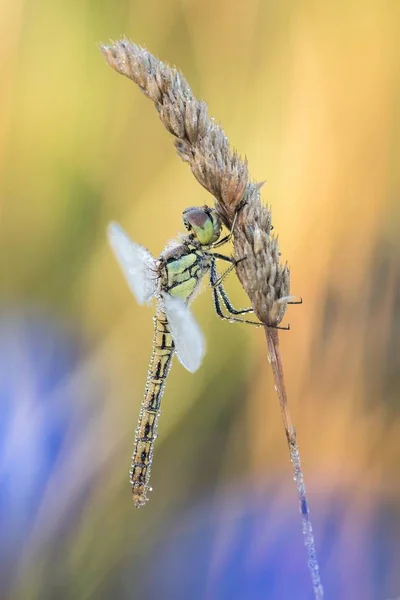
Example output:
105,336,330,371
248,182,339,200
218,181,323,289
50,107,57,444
131,314,174,507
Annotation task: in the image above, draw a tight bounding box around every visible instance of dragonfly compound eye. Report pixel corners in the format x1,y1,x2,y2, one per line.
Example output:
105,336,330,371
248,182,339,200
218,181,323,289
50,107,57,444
182,206,221,245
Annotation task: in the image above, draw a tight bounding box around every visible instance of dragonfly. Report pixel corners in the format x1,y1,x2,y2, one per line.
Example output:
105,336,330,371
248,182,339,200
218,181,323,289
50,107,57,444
108,205,291,507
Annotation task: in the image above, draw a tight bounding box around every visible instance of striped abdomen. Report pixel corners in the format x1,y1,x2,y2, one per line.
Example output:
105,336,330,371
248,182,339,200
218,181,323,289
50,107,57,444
130,312,174,507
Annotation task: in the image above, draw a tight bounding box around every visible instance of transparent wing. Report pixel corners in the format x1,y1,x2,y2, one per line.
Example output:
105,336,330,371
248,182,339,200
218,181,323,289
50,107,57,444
161,292,205,373
108,222,157,305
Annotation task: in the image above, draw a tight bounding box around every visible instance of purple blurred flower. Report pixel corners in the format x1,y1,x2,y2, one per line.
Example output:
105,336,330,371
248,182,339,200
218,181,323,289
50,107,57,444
0,310,95,587
145,482,400,600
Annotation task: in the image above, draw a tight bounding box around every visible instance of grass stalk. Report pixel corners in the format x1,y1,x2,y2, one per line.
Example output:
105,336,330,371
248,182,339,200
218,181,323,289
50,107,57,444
266,327,323,600
100,38,324,598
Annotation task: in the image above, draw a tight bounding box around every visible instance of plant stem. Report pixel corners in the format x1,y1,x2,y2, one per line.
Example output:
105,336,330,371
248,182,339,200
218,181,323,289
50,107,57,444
265,327,324,600
101,39,324,597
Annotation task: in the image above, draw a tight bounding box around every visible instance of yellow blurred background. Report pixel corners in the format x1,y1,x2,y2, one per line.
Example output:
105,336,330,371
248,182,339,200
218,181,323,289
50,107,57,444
1,1,399,599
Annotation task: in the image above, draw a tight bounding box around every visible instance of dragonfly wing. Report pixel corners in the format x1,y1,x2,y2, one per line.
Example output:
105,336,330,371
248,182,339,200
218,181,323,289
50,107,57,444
161,293,205,373
108,222,157,305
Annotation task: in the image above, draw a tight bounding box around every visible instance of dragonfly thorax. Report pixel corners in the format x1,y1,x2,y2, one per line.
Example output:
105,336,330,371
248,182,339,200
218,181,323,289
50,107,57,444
182,206,221,246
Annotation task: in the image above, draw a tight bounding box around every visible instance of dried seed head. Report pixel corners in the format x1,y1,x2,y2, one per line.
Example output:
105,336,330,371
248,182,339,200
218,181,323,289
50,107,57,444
100,38,249,225
233,184,290,325
100,39,291,326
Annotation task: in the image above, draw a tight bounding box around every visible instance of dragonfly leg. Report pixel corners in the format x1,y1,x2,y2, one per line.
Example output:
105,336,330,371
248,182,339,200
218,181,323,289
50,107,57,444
208,253,247,288
211,201,246,248
210,252,234,263
211,233,231,249
214,286,291,330
210,263,291,330
210,262,261,326
212,286,262,326
211,263,236,288
218,283,254,315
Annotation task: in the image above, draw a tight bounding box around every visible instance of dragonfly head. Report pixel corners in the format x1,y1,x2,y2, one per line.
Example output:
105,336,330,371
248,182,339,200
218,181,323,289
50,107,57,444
182,206,221,245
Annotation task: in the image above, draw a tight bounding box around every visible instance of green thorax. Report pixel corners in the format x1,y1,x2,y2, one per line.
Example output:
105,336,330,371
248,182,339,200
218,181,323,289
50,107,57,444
160,239,212,303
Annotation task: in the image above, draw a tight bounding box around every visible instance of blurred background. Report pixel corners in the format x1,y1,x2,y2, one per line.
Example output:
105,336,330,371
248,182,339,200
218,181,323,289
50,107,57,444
0,1,399,598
